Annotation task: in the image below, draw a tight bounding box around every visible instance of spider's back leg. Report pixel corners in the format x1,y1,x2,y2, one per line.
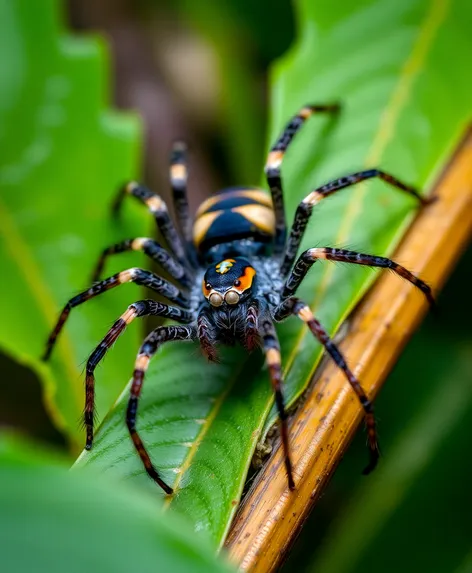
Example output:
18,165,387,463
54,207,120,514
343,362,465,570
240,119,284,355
265,104,340,255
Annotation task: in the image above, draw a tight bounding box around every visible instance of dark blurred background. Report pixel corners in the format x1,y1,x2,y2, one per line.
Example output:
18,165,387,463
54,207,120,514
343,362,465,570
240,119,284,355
1,1,471,572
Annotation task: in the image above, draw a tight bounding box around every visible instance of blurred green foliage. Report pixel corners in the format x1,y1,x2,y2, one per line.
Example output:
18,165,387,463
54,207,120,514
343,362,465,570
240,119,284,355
0,0,471,570
0,0,145,443
0,434,236,573
168,0,295,184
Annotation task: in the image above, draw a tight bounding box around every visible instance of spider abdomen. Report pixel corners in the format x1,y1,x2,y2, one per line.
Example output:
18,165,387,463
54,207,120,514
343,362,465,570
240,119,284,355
193,186,275,254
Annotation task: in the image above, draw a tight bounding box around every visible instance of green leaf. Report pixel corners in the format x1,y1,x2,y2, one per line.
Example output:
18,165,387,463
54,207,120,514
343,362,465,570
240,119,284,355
0,433,236,573
0,0,143,444
78,0,472,548
76,346,271,543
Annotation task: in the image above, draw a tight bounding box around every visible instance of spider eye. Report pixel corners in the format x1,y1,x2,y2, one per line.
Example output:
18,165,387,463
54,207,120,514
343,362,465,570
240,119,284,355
225,290,240,305
209,292,224,307
233,279,241,287
202,280,212,297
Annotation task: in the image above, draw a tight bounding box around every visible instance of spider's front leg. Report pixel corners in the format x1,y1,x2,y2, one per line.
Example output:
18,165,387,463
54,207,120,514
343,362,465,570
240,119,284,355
281,169,432,276
283,247,435,306
127,324,196,495
274,297,379,474
83,301,193,450
276,242,435,472
265,103,340,254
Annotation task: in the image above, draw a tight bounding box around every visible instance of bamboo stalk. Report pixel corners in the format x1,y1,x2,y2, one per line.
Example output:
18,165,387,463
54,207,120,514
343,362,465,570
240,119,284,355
225,130,472,572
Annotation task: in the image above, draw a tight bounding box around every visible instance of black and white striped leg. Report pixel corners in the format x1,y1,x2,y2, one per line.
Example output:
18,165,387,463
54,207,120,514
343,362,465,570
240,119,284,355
43,268,190,360
83,300,193,450
169,142,199,269
281,168,430,276
283,247,435,306
91,237,192,288
274,297,379,474
260,314,295,490
128,325,196,494
112,181,190,269
170,142,190,240
265,104,340,255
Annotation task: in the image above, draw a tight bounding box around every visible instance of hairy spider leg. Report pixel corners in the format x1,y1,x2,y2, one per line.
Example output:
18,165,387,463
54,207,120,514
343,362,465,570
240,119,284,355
112,181,192,270
127,325,196,495
274,297,379,474
169,141,199,268
91,237,192,288
283,247,435,306
83,300,193,450
259,312,295,490
42,268,190,360
281,168,431,276
169,141,190,241
265,103,340,255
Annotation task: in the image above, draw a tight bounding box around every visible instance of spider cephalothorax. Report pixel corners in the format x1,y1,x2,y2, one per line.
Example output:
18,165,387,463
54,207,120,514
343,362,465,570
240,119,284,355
44,103,434,495
202,257,257,307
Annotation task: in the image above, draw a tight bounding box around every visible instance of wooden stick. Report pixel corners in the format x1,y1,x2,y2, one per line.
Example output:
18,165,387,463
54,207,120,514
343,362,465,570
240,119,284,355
225,130,472,572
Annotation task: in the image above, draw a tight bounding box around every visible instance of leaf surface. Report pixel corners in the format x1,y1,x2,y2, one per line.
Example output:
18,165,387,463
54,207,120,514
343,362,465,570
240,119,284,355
0,434,235,573
0,0,143,444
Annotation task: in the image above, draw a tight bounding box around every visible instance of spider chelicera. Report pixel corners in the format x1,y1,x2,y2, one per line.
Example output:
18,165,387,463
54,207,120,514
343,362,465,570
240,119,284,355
43,104,434,494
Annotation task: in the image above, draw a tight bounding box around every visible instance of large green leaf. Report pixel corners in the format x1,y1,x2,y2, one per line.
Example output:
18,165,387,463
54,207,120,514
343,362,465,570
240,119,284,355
78,0,472,548
0,0,143,444
0,433,236,573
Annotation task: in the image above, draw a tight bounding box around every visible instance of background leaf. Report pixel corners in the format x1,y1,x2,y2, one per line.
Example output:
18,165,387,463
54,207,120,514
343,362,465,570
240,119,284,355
78,0,472,548
0,433,236,573
0,0,144,444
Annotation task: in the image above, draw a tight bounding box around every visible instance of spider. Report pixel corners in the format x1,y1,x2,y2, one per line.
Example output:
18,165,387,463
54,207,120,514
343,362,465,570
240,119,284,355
43,104,434,495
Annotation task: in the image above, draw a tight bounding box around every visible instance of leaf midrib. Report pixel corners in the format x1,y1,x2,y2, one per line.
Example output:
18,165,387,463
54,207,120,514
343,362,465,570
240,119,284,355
163,355,249,510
